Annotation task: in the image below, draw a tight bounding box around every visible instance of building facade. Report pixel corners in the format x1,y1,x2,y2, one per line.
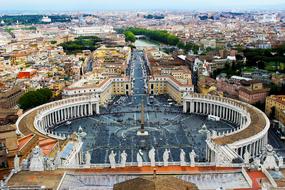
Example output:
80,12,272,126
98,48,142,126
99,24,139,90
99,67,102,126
265,95,285,124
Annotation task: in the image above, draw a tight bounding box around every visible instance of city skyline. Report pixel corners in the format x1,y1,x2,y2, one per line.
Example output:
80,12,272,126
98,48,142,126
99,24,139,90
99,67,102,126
0,0,285,12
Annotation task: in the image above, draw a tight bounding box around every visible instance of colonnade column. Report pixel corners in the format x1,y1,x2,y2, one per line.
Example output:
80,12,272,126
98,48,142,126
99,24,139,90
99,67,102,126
183,101,187,113
96,103,100,114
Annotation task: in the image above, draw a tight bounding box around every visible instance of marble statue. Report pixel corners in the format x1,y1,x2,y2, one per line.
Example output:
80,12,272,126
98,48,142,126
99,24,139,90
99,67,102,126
137,149,144,167
46,158,55,170
85,150,91,167
163,149,170,166
263,145,278,169
109,150,116,169
189,150,197,167
14,154,20,173
0,180,4,187
76,126,87,142
243,150,251,164
279,156,283,168
148,147,156,167
180,149,186,166
22,159,29,170
263,145,278,170
54,153,61,168
29,146,44,171
254,156,261,167
120,150,127,167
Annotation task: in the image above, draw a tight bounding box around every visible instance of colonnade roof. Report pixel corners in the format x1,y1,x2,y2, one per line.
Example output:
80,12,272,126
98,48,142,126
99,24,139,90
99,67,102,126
213,105,267,145
18,108,40,137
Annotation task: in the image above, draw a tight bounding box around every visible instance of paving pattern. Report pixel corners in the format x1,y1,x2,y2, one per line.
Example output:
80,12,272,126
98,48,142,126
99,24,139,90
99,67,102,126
55,49,238,164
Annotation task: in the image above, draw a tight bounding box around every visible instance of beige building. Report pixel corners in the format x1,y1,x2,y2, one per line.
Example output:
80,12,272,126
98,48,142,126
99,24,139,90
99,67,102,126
146,49,194,104
63,77,131,105
0,125,18,170
92,46,131,77
0,86,24,109
148,76,193,104
265,95,285,124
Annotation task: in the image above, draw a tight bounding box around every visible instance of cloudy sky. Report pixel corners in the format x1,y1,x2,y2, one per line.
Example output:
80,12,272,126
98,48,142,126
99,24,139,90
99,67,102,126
0,0,284,11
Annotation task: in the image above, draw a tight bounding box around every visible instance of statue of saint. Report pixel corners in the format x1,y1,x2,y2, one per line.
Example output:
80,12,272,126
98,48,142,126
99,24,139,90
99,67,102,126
22,159,29,170
243,150,250,164
180,149,186,166
279,156,283,168
29,146,44,171
85,150,91,167
163,149,170,166
137,149,144,167
109,150,116,169
120,150,127,167
189,150,197,167
14,154,20,173
76,126,87,141
263,145,278,170
148,147,156,167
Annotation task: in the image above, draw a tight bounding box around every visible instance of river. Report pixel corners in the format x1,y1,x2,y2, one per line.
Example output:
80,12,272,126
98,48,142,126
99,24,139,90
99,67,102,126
134,39,159,49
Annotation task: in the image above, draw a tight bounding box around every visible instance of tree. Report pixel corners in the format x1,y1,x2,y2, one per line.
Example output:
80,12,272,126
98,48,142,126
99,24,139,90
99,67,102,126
122,27,180,46
124,31,136,43
18,88,52,110
50,40,57,45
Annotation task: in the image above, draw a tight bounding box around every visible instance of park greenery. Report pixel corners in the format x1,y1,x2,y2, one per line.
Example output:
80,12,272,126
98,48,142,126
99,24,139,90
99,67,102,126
178,41,200,54
212,45,285,79
18,88,53,110
0,15,71,25
123,27,180,46
4,26,37,33
143,14,165,20
243,46,285,72
59,36,102,54
121,27,201,54
123,31,136,43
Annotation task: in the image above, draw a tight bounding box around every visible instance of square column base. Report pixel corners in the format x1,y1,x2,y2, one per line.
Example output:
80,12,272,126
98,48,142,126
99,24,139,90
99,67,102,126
137,131,149,136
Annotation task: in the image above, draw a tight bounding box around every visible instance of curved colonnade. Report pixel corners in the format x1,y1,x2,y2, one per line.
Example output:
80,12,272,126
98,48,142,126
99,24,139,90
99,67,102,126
16,95,100,140
16,93,270,165
183,94,270,163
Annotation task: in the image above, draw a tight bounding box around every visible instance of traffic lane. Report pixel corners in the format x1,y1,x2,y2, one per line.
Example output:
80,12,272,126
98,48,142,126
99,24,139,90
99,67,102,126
269,128,285,149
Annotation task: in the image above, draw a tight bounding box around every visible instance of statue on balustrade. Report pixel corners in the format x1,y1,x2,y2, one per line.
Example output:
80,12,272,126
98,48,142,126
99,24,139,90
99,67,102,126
14,154,20,173
46,157,55,170
180,149,186,166
76,126,87,142
148,147,156,167
190,150,197,167
163,149,170,166
137,149,144,167
109,150,116,169
21,159,29,170
243,150,251,165
279,156,283,168
29,146,45,171
85,150,91,167
120,150,127,167
263,145,278,170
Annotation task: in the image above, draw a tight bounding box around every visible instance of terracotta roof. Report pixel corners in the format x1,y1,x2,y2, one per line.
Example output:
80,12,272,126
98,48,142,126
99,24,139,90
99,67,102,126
239,87,270,95
18,134,34,151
